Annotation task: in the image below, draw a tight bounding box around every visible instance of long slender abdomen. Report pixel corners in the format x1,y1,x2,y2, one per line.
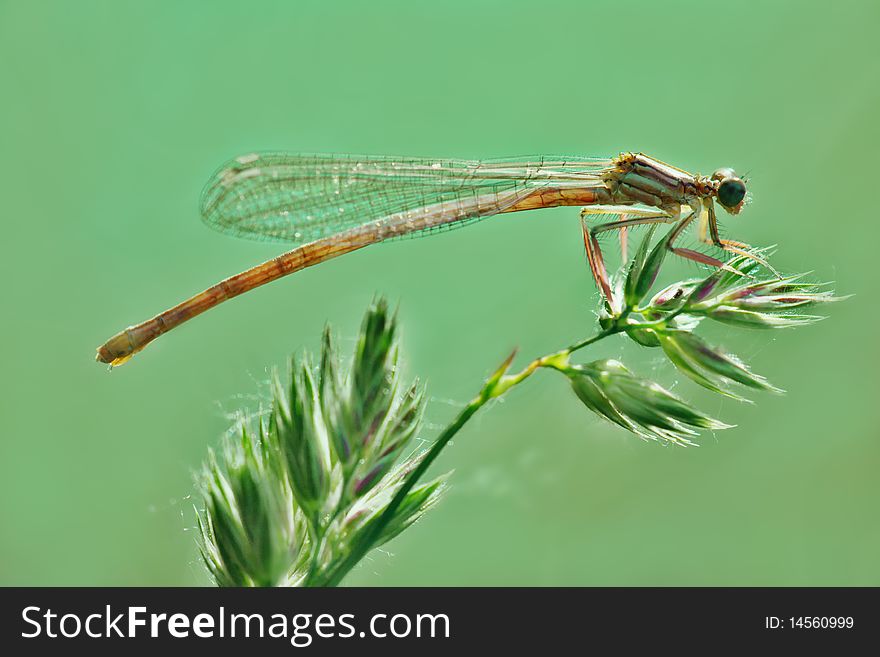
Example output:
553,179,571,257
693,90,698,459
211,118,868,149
95,184,607,366
95,230,376,366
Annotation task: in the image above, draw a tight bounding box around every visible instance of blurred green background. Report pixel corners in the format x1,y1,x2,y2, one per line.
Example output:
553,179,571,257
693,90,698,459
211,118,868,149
1,0,878,586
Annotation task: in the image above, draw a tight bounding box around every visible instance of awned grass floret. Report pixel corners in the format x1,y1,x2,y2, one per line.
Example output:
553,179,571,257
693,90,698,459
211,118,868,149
197,230,840,586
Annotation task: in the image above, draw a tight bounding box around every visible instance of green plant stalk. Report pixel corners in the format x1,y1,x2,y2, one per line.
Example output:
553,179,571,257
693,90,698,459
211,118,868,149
199,226,839,586
318,392,482,586
319,328,617,586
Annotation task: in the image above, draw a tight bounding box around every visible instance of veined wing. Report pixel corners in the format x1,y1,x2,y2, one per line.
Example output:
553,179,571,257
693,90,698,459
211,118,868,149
199,152,611,244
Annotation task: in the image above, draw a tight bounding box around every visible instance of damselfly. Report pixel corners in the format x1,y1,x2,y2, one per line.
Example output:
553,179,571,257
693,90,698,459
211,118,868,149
96,152,763,366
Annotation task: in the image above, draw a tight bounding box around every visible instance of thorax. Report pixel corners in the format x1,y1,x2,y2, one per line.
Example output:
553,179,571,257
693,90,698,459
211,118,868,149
604,153,711,210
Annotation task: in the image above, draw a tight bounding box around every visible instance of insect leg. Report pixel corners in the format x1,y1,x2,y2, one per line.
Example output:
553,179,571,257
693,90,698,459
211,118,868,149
703,200,779,275
579,206,675,299
666,209,747,273
666,210,723,265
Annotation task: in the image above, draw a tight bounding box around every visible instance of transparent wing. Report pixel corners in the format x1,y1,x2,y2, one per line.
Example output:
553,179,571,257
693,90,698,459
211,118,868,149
199,152,611,244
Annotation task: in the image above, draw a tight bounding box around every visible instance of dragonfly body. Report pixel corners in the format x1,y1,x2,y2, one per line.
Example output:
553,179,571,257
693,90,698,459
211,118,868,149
96,152,754,366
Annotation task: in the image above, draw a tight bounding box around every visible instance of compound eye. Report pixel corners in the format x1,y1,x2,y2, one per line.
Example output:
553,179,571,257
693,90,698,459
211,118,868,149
717,178,746,208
